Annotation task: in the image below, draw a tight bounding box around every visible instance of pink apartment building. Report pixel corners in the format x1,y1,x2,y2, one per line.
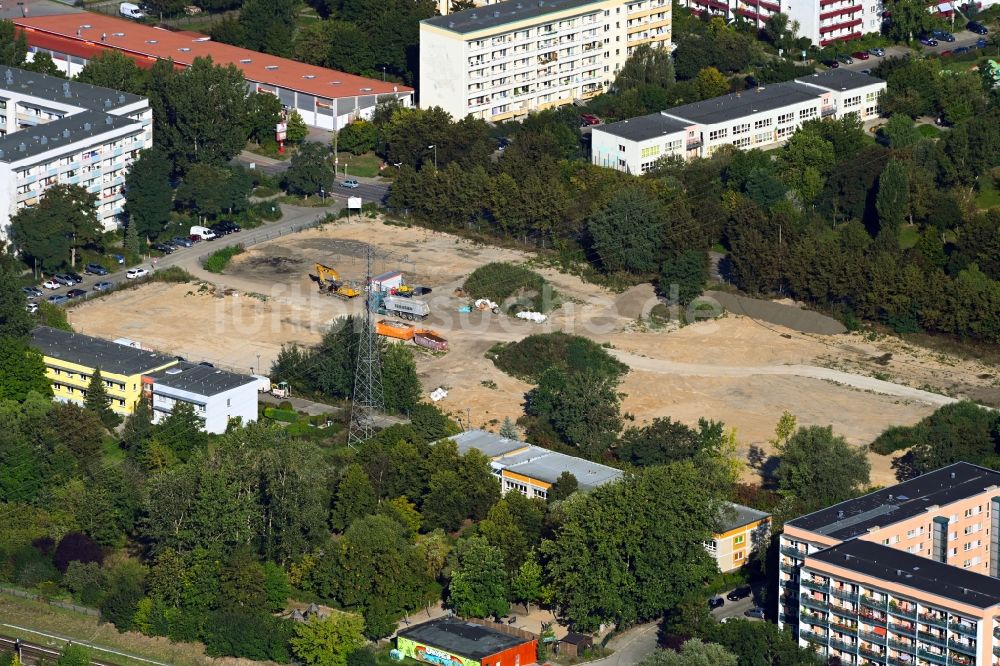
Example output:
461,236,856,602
778,462,1000,666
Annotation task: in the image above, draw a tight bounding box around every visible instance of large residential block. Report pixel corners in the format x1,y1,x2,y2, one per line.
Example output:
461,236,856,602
778,462,1000,666
591,68,885,174
420,0,672,122
0,66,151,237
679,0,885,48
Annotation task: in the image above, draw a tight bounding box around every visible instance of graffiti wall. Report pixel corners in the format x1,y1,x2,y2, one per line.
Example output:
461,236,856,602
396,637,481,666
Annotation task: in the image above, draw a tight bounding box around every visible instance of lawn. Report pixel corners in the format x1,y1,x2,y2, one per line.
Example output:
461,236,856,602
976,177,1000,210
917,124,942,139
336,152,382,178
899,224,921,250
0,594,247,666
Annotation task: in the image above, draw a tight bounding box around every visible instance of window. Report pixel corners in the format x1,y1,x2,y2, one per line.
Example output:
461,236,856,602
732,122,750,135
734,534,745,546
949,547,957,556
777,112,794,124
754,118,772,130
732,137,751,148
965,523,981,535
704,540,718,552
906,527,924,539
640,145,660,158
734,550,745,561
54,382,62,390
708,128,728,141
965,507,981,518
618,144,626,152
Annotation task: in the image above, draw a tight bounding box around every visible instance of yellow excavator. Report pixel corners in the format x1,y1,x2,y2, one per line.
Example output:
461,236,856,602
310,263,360,300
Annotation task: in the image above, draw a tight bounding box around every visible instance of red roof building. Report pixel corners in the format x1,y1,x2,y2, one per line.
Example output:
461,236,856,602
14,12,413,130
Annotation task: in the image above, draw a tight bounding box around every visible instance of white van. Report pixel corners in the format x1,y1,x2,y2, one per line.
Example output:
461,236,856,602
119,3,146,19
190,225,217,240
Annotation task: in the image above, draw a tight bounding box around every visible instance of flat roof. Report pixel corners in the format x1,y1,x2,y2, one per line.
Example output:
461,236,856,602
795,68,884,92
787,462,1000,541
0,65,144,110
595,112,689,141
719,502,771,533
808,539,1000,610
0,107,138,161
397,618,531,660
31,326,176,376
424,0,601,34
15,14,412,100
148,361,256,396
449,429,528,459
494,445,623,490
664,81,821,126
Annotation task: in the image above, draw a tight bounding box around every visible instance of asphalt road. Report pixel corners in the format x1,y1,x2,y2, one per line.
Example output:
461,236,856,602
836,28,989,72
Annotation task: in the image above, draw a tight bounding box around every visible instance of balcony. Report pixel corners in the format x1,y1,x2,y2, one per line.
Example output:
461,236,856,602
917,648,946,665
780,562,795,574
861,596,887,610
917,631,947,648
831,588,859,603
858,630,887,644
685,139,703,151
820,4,861,20
800,629,828,645
887,638,915,653
821,106,837,117
888,603,917,620
832,621,859,635
859,645,885,660
887,658,912,666
860,612,887,626
948,639,976,656
948,653,972,666
802,579,829,593
819,17,863,34
801,597,831,612
949,622,977,637
829,636,857,652
802,612,830,628
781,544,807,559
918,614,947,629
888,622,916,637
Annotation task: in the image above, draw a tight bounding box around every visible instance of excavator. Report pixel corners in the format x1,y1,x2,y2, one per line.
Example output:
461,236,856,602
309,263,360,301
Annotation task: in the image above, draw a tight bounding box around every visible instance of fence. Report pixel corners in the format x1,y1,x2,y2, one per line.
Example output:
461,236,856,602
85,3,238,30
0,585,100,617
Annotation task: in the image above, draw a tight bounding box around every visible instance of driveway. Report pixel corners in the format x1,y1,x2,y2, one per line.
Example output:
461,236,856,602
588,622,660,666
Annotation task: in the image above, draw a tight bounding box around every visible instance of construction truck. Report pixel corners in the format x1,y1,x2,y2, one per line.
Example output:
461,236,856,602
310,263,360,300
375,292,430,321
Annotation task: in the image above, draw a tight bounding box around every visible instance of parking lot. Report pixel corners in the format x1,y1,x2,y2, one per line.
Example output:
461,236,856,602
710,587,765,623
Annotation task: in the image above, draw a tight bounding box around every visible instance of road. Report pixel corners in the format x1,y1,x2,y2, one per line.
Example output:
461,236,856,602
588,622,660,666
836,28,988,72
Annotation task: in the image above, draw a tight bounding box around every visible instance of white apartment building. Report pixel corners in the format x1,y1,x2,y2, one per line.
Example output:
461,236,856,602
0,67,151,239
680,0,884,48
420,0,672,122
145,362,259,435
591,68,885,174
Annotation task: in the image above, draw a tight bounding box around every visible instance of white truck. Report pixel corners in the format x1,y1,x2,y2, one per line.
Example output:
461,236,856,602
119,2,146,18
378,294,430,321
190,225,217,240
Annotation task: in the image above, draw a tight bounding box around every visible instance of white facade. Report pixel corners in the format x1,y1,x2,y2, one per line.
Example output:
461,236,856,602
592,70,885,174
0,67,151,238
680,0,884,48
149,364,259,434
420,0,672,122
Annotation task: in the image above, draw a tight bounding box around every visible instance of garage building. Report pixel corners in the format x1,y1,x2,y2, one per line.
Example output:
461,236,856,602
397,618,537,666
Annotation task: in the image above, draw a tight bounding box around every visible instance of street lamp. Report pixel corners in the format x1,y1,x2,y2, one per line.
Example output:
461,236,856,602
256,353,261,374
381,65,386,81
427,144,437,171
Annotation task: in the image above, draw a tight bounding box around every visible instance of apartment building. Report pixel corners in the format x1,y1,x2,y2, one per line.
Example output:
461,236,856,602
709,503,772,573
419,0,672,122
591,68,885,174
778,462,1000,666
144,362,258,434
0,66,151,238
680,0,884,48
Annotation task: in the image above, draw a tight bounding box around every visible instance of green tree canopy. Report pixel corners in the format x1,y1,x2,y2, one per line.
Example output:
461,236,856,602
290,611,366,666
587,186,666,274
447,535,509,619
638,640,738,666
76,51,148,95
11,184,100,271
0,20,27,66
0,269,33,341
85,368,121,429
776,425,870,511
239,0,298,56
526,367,623,457
285,142,334,196
123,147,173,243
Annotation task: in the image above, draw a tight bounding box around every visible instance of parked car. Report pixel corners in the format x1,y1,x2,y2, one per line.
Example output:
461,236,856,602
152,243,174,254
822,59,841,68
709,596,725,610
940,49,954,57
171,236,193,248
221,221,241,233
210,223,231,237
93,281,114,291
931,29,955,41
837,54,854,64
53,274,75,286
953,46,971,55
67,272,84,284
497,137,512,151
26,302,38,314
852,50,870,60
976,37,988,48
744,607,766,619
727,586,752,602
868,47,886,56
340,179,360,188
66,288,87,299
112,254,125,265
919,36,938,46
126,267,149,279
189,234,203,243
47,294,69,304
967,21,988,35
860,68,872,75
580,113,601,126
85,262,109,275
42,279,61,290
22,286,43,299
190,225,217,241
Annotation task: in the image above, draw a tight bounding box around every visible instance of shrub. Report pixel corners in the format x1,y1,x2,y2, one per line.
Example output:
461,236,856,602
264,408,299,423
150,266,194,283
201,610,293,662
870,424,923,455
462,262,556,313
203,245,245,274
491,332,628,383
54,532,103,573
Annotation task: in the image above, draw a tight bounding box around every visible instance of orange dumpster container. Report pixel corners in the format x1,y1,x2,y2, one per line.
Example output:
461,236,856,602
376,319,415,340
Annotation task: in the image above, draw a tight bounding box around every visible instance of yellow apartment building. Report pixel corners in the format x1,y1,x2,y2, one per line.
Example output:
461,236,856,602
709,503,772,572
30,327,178,416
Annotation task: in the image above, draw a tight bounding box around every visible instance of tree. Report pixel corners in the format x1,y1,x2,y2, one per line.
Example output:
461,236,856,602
239,0,298,56
25,52,64,78
588,186,666,274
882,0,938,42
778,130,835,204
448,536,509,619
290,612,366,666
0,341,51,402
904,402,1000,474
694,67,729,100
510,552,542,611
55,644,91,666
548,471,578,502
499,417,519,440
526,367,623,456
10,184,100,270
75,51,147,94
284,141,334,196
100,576,144,631
53,532,104,573
875,158,910,234
660,250,707,306
709,619,820,666
175,164,250,221
123,148,173,243
614,43,675,91
382,344,420,414
286,110,309,144
0,20,27,67
155,402,208,461
209,15,245,46
883,113,921,149
337,121,377,155
776,425,870,511
85,368,121,429
246,92,283,145
330,464,377,532
639,640,738,666
0,269,33,340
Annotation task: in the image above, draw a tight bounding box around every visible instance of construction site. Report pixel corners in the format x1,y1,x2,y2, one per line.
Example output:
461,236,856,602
67,218,1000,485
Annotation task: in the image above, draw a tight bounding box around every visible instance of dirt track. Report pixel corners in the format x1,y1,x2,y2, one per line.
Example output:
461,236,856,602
68,218,999,486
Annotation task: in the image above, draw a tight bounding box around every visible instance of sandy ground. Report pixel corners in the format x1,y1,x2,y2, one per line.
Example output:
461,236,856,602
68,218,1000,486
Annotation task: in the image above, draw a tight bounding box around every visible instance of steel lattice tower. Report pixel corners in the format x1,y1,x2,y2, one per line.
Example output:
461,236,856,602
348,245,384,447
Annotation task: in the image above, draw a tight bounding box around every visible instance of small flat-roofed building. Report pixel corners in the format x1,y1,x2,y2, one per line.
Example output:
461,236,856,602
145,361,258,434
708,502,771,572
396,618,537,666
450,429,531,459
492,445,623,498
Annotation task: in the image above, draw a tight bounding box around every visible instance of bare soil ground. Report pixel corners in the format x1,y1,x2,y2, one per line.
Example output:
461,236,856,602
68,218,1000,486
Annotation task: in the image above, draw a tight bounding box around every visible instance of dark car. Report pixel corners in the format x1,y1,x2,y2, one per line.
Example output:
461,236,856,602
837,54,854,64
171,236,193,248
976,37,988,48
93,281,114,291
222,221,242,233
68,272,85,284
931,29,955,42
822,59,840,68
727,586,752,602
189,234,204,243
709,596,725,610
967,21,988,35
210,223,231,237
66,288,87,299
919,36,938,46
152,243,175,254
22,286,43,299
85,262,109,275
497,137,512,151
852,50,870,60
744,607,765,619
953,46,971,56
